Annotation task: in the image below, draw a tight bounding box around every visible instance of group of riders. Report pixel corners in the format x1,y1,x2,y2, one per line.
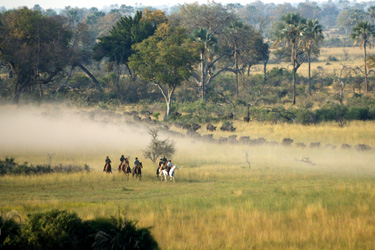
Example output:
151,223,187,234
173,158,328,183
156,156,174,178
103,155,143,178
103,155,176,181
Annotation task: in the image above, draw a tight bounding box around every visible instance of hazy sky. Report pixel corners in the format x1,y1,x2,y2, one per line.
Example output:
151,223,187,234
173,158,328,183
2,0,307,10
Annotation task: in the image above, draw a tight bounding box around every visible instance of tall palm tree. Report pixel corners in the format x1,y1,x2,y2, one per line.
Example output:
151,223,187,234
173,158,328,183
191,28,217,101
273,13,306,105
351,20,375,94
301,19,324,96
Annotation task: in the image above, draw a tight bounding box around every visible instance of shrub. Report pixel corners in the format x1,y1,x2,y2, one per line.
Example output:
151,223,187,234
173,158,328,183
315,104,347,123
327,55,338,62
0,157,17,175
91,216,158,250
15,210,88,250
295,109,316,125
3,210,159,250
345,107,369,120
0,158,90,176
0,211,21,248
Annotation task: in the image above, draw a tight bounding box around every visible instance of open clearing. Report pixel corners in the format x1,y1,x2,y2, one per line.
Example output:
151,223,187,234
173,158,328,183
1,105,375,249
251,46,368,77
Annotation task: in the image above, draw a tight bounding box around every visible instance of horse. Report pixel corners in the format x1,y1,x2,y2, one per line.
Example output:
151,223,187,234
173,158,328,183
156,166,161,178
103,162,112,173
132,162,143,180
156,161,166,179
118,159,131,179
161,164,178,182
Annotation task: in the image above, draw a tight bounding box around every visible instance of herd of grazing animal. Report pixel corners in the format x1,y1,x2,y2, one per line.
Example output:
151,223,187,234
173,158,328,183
103,155,178,182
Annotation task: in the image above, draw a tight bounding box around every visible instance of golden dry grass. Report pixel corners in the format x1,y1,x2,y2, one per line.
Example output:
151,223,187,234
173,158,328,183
1,105,375,249
251,47,369,77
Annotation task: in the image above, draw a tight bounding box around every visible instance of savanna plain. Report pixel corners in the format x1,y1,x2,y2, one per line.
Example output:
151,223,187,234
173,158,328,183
1,105,375,249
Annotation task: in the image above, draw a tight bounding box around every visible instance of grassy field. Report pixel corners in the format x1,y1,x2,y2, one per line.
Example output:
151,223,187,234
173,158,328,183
251,46,367,77
1,105,375,249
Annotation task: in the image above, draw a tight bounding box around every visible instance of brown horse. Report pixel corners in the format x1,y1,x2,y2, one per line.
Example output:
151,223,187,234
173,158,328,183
119,159,131,179
132,162,143,180
103,162,112,173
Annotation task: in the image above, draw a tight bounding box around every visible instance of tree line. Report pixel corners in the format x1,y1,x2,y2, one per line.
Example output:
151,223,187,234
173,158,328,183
1,1,375,120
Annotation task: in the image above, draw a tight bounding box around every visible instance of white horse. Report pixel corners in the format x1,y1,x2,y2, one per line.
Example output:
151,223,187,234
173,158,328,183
161,164,179,182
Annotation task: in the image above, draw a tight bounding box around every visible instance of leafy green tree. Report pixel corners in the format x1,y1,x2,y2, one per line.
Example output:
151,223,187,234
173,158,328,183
297,1,321,20
272,13,306,105
0,8,72,102
173,2,236,102
351,20,375,94
57,18,103,93
237,2,271,36
175,2,235,35
191,27,218,101
84,7,105,25
222,20,247,95
366,6,375,25
222,20,268,94
129,23,199,120
320,2,339,29
337,8,365,34
301,19,324,95
93,10,159,90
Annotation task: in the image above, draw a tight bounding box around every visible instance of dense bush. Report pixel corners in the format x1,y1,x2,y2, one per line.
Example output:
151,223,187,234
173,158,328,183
91,216,158,250
0,157,90,176
0,211,21,248
1,210,158,250
294,109,316,125
12,210,88,250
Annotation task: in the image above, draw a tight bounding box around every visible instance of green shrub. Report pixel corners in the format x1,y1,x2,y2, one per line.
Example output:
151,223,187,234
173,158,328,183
345,107,369,120
315,104,347,122
16,210,88,250
91,216,158,250
0,157,17,175
0,158,90,176
3,210,158,250
295,109,316,125
153,112,160,120
0,211,21,248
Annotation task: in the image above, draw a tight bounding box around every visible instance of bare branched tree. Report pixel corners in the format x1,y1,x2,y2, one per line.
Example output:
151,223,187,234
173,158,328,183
143,128,175,163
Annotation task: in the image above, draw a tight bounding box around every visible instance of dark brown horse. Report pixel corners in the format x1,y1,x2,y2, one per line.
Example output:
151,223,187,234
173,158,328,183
132,162,143,180
103,162,112,173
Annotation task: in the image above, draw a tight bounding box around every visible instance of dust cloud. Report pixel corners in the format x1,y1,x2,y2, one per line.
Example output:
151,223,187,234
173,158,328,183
0,105,150,153
0,104,374,174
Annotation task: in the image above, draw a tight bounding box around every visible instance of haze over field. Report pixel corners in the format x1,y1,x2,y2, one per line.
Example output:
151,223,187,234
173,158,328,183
0,107,146,149
0,105,374,174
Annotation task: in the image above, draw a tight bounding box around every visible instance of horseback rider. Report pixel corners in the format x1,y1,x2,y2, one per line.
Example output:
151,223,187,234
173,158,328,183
125,157,130,173
134,157,140,167
167,160,172,173
133,157,139,172
118,155,125,171
120,155,125,162
103,156,112,173
162,156,167,165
